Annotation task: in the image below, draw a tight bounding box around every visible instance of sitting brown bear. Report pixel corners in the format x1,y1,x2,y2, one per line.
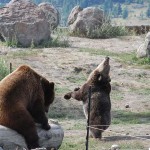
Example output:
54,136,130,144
0,65,55,149
64,57,111,139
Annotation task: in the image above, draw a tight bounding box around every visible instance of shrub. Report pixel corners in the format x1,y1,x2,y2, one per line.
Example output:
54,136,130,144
70,17,129,39
40,36,70,48
0,59,10,81
1,28,70,48
86,24,129,39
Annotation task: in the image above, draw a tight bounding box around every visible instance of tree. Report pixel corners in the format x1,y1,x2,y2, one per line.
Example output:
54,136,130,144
117,3,122,15
146,4,150,18
103,0,113,14
112,3,122,17
122,6,128,19
125,0,132,4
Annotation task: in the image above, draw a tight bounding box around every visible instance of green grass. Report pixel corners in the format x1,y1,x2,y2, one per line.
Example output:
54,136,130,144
0,29,70,48
0,59,10,81
111,90,124,101
66,74,86,84
60,136,147,150
66,71,87,85
55,85,70,95
79,48,150,68
86,25,129,39
40,36,70,48
129,88,150,95
7,49,39,58
70,21,129,39
112,110,150,124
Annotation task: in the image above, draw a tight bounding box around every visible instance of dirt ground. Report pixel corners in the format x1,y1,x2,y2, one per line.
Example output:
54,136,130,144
0,35,150,149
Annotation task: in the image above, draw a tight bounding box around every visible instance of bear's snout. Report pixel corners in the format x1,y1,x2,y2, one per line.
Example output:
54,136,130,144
64,93,71,99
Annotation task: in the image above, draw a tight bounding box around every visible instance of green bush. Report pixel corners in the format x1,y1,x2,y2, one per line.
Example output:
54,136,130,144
39,27,70,48
86,24,129,39
0,59,10,81
6,35,19,47
70,18,129,39
40,36,70,48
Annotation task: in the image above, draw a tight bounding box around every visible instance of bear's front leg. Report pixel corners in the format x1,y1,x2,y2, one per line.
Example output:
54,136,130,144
64,88,83,101
29,99,50,130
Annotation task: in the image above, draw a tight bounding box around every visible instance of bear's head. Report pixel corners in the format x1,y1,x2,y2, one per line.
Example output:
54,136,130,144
87,57,111,85
41,78,55,113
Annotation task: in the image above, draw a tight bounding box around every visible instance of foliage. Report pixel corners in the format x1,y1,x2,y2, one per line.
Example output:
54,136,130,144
85,24,129,39
40,28,70,48
122,6,128,19
0,59,10,81
6,36,19,48
146,4,150,18
1,28,70,48
112,110,150,124
1,0,148,25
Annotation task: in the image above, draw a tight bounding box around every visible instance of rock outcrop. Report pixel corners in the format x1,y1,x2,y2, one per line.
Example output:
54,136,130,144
67,6,104,35
137,32,150,58
0,0,59,47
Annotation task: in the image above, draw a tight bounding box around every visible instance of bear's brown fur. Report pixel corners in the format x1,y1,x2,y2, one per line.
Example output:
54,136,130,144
0,65,55,149
64,57,111,139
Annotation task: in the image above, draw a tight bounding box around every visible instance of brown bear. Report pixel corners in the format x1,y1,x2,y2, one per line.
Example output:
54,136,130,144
0,65,55,149
64,57,111,139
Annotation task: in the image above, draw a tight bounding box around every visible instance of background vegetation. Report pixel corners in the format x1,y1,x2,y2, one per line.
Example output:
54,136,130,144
1,0,150,25
0,59,10,81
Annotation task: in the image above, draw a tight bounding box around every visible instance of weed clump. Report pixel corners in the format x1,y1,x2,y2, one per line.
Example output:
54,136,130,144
0,28,70,48
69,18,129,39
0,59,9,81
86,24,129,39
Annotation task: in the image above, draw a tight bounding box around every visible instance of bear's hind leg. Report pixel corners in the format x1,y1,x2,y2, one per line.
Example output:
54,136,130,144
8,109,39,149
90,128,102,139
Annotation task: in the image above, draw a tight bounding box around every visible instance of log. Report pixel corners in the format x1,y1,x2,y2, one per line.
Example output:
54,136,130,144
0,120,64,150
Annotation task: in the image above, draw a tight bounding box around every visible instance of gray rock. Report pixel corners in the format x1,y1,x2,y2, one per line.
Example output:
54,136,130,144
125,104,130,108
38,2,59,30
137,32,150,58
0,0,59,47
67,6,83,25
68,6,105,35
0,120,64,150
111,144,120,150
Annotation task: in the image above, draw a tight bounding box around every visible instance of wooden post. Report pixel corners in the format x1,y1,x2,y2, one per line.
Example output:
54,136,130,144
9,63,12,73
85,86,92,150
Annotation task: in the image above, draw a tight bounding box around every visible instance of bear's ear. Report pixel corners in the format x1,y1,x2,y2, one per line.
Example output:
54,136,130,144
40,78,54,91
49,82,54,89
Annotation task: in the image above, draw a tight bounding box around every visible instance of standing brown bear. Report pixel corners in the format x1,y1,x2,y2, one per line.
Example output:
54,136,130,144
64,57,111,139
0,65,55,149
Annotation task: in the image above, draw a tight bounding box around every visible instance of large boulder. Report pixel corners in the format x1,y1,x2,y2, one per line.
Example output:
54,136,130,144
0,0,59,47
0,120,64,150
137,32,150,58
38,2,59,30
67,6,83,25
67,6,105,35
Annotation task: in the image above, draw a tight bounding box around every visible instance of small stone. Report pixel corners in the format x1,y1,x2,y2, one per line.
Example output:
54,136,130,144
125,104,130,108
111,144,120,150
